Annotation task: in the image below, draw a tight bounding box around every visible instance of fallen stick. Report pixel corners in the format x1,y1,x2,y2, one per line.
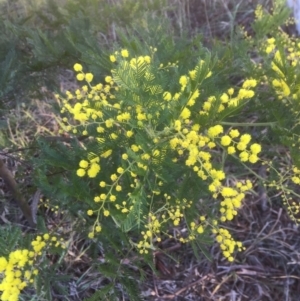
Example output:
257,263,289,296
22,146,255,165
0,158,36,228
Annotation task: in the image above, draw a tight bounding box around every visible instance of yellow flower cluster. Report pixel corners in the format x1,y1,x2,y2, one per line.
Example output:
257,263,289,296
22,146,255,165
137,198,194,253
85,159,136,238
110,49,151,66
274,166,300,223
77,157,101,178
270,49,290,96
199,78,257,115
115,201,133,214
254,4,263,20
272,78,290,97
188,215,206,241
58,64,117,127
265,37,276,54
57,49,263,262
0,234,63,301
160,60,212,121
219,180,252,222
215,228,244,262
73,63,93,83
137,213,161,254
291,166,300,185
188,59,212,82
168,121,260,205
264,37,295,99
219,129,262,163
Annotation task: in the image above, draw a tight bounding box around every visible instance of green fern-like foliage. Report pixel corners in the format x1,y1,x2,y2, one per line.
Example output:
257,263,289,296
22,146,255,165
0,225,22,257
31,20,255,297
22,1,300,299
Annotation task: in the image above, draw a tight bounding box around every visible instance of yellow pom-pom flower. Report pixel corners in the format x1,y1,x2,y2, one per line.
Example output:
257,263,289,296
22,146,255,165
240,134,251,144
180,107,191,119
122,153,128,160
77,169,86,177
110,55,116,62
85,73,94,83
76,74,85,81
109,195,116,202
126,131,134,137
229,129,239,138
73,63,83,72
163,92,172,101
221,135,231,146
111,174,118,181
95,225,102,232
239,151,249,162
121,49,129,58
250,143,262,154
249,154,259,163
87,163,100,178
79,160,89,168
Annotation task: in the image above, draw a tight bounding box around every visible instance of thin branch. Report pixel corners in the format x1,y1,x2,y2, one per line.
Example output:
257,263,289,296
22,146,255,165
0,159,36,228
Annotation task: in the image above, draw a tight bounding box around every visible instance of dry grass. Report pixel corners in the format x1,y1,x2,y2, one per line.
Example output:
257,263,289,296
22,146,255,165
138,198,300,300
45,186,300,300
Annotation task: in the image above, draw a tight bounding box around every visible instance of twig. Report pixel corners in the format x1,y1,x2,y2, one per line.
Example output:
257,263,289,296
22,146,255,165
31,189,41,225
0,159,36,228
